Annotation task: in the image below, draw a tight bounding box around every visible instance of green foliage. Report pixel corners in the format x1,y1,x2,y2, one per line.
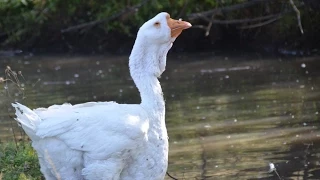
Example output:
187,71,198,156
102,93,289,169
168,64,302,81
0,0,245,46
0,0,318,49
0,142,42,180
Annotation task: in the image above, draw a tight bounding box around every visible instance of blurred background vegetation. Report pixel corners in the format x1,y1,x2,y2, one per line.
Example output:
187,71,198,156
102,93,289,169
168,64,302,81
0,142,41,180
0,0,319,54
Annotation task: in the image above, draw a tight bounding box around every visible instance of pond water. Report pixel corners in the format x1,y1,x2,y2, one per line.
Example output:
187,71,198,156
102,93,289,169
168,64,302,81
0,53,319,179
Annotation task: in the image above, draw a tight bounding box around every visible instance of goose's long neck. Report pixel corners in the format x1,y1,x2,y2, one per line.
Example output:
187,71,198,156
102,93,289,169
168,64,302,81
129,40,168,126
134,73,164,112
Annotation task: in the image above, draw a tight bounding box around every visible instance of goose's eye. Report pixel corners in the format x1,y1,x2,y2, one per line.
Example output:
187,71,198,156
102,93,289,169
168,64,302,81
154,22,160,27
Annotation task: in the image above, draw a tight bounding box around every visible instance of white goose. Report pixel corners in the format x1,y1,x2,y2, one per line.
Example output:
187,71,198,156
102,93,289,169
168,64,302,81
12,12,191,180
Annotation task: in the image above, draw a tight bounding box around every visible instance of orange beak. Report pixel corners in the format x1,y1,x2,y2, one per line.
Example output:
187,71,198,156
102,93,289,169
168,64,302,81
167,17,192,38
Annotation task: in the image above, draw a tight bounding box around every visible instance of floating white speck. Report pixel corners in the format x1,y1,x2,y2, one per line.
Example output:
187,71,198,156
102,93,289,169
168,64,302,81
55,66,61,70
74,74,79,78
269,163,276,172
229,66,250,71
64,80,75,85
301,63,306,68
204,124,211,128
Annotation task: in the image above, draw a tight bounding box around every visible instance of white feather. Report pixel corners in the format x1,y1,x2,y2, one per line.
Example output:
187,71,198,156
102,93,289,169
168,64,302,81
12,12,190,180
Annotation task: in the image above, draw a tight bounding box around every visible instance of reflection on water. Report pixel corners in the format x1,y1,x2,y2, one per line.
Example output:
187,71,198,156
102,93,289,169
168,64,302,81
0,53,319,179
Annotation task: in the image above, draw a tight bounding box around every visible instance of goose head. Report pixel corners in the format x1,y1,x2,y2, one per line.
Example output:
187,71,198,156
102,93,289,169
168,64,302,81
130,12,191,77
138,12,192,45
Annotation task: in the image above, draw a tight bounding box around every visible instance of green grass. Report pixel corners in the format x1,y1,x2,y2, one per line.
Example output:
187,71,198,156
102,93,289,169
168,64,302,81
0,142,42,180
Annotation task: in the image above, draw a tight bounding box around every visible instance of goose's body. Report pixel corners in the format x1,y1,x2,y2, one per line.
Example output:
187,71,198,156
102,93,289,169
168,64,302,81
12,12,191,180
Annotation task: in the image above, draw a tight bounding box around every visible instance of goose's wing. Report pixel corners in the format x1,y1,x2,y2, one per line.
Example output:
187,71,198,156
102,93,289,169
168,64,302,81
34,102,149,159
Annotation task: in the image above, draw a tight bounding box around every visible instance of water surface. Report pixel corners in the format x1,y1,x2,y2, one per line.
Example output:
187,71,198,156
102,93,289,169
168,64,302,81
0,53,319,179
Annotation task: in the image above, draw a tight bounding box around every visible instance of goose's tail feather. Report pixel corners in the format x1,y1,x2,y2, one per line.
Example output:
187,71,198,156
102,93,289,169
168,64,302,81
12,102,42,141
